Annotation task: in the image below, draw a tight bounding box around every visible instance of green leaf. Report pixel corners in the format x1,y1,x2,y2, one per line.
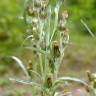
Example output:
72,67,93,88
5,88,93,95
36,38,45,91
81,19,95,38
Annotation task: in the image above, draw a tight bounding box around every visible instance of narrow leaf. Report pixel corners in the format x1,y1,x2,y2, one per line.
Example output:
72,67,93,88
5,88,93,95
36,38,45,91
55,77,88,87
21,35,34,47
9,78,40,87
25,46,48,55
30,70,42,80
10,56,29,78
81,19,95,38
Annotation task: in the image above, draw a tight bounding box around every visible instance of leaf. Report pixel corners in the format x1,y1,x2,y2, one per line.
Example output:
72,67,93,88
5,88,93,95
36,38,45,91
54,77,88,87
49,0,64,45
81,19,95,38
9,78,40,87
25,46,48,55
30,70,42,80
21,35,34,47
10,56,29,78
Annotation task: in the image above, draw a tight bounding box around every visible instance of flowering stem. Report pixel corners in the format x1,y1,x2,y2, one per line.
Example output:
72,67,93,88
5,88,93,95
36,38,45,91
49,7,59,45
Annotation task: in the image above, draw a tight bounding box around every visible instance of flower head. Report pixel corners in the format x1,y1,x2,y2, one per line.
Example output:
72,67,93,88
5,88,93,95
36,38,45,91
46,77,52,88
52,41,60,58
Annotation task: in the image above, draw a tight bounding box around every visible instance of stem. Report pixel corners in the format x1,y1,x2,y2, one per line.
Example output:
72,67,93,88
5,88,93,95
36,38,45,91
47,6,51,46
32,87,35,96
39,53,44,80
89,87,96,96
55,48,65,79
23,0,28,25
49,7,59,45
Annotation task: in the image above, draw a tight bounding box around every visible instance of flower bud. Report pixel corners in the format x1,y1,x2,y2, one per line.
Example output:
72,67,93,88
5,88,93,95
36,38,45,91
46,77,52,88
39,7,48,19
32,18,38,25
58,10,68,31
52,41,60,58
41,0,49,8
27,60,33,77
61,10,68,19
58,20,67,31
32,26,38,33
63,28,69,44
27,6,38,17
34,0,41,9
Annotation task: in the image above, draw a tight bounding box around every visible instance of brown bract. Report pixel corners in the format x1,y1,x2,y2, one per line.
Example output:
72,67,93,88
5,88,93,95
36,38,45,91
52,41,60,58
46,77,52,88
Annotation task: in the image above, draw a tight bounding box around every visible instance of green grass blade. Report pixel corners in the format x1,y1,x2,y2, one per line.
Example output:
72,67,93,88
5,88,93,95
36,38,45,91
9,78,40,87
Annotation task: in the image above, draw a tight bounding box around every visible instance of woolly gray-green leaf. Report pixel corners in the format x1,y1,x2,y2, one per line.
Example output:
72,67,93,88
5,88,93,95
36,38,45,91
25,46,49,55
10,56,29,78
54,77,88,87
9,78,40,87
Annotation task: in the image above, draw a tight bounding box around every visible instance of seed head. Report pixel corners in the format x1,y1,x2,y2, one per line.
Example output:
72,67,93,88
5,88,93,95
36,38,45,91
58,10,68,31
